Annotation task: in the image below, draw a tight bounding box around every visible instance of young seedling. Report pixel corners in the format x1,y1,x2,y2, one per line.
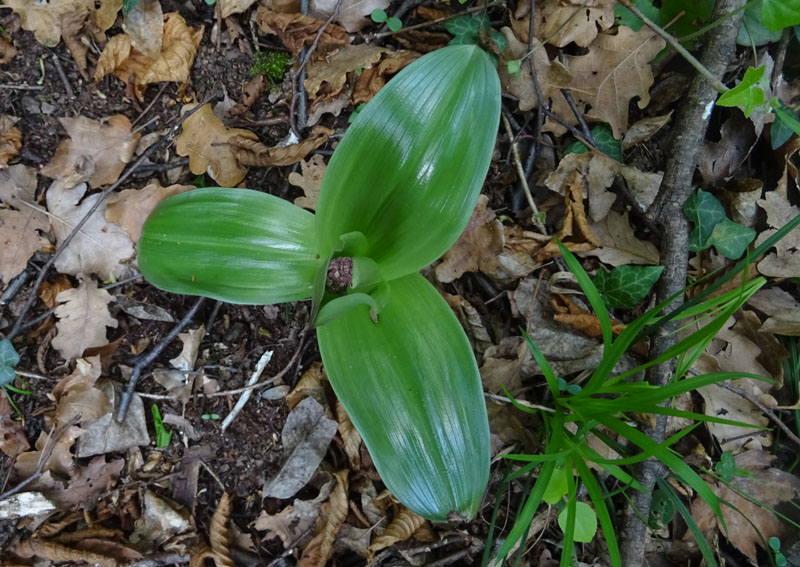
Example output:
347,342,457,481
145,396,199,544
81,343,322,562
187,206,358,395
138,45,501,521
370,9,402,32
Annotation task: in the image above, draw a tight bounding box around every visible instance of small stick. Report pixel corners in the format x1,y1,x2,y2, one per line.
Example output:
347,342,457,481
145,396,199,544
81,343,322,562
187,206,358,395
132,82,170,128
116,297,206,421
50,53,74,98
502,113,546,234
0,271,29,305
0,415,80,502
0,84,46,90
717,381,800,450
367,2,501,41
209,339,303,397
560,89,596,147
220,349,273,432
4,93,218,343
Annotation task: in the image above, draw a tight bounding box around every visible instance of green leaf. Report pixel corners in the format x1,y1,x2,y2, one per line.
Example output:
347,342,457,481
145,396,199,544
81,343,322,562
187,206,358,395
151,404,173,448
708,218,756,259
763,0,800,31
543,465,569,505
370,8,388,22
558,501,597,543
716,65,766,117
715,451,736,482
317,273,490,521
685,189,726,251
563,123,624,162
315,45,501,281
0,339,20,387
648,486,675,529
507,59,521,77
770,536,782,552
739,1,784,45
594,265,664,309
387,17,403,32
772,104,800,149
139,188,323,304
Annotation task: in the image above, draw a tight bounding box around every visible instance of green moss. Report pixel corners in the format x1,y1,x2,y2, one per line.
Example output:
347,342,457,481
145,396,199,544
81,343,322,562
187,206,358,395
250,50,293,81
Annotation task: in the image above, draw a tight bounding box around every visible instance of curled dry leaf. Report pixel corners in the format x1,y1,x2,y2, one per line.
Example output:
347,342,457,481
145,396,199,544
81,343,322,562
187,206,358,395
286,361,327,409
368,506,428,559
175,103,259,187
255,477,335,548
335,400,361,470
130,490,193,552
0,37,19,64
256,7,349,54
228,74,266,117
94,12,203,101
50,357,111,426
61,9,91,79
4,0,120,47
0,390,30,458
622,112,673,149
584,211,660,266
0,164,50,284
51,279,118,362
46,180,136,279
305,44,385,102
14,426,82,480
210,492,235,567
297,470,349,567
41,115,141,189
0,115,22,166
105,180,194,242
290,154,326,211
747,287,800,336
234,125,334,168
352,49,419,105
539,171,600,259
311,0,389,33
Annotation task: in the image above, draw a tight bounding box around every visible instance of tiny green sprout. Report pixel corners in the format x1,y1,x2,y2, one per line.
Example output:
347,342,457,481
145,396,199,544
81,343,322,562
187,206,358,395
506,59,521,78
770,537,788,567
151,404,173,448
370,9,402,32
250,50,293,81
37,58,45,85
201,413,220,420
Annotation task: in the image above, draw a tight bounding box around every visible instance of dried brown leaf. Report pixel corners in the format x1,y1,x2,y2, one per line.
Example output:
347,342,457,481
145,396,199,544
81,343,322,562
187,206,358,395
14,426,82,479
335,400,361,470
0,115,22,166
0,164,50,284
228,74,266,117
584,211,660,266
311,0,390,33
352,49,419,104
175,103,259,187
305,44,385,101
0,390,30,458
622,112,673,149
539,171,599,259
256,7,349,54
298,470,349,567
61,9,90,79
514,0,616,47
50,356,111,426
130,490,193,551
289,154,326,211
286,361,327,409
42,115,141,189
756,179,800,277
0,37,19,64
13,537,122,567
105,180,194,242
368,506,428,559
52,278,118,362
122,0,163,59
210,492,235,567
4,0,120,47
234,125,334,167
218,0,260,18
748,287,800,336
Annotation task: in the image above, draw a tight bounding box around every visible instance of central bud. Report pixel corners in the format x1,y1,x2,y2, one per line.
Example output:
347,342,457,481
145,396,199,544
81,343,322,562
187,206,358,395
326,257,353,294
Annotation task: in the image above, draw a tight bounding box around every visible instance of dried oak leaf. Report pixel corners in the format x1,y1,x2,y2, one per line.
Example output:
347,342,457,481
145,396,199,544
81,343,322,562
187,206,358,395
756,179,800,278
61,9,91,79
51,278,118,362
14,426,82,480
352,49,419,105
367,506,428,560
105,180,194,242
0,390,30,458
256,7,349,54
289,154,326,211
513,0,615,48
234,125,333,168
560,26,666,138
0,164,50,284
94,12,204,101
4,0,120,47
311,0,389,33
255,480,333,548
41,115,141,189
551,293,627,342
228,74,266,117
175,103,259,187
50,357,111,426
305,44,386,101
0,115,22,166
747,287,800,336
690,449,800,563
46,181,136,279
585,210,660,266
0,37,19,64
121,0,163,59
297,470,349,567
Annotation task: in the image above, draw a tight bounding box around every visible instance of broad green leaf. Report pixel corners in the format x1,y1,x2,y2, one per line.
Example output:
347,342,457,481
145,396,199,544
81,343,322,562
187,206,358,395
558,501,597,543
575,458,621,567
739,0,784,45
772,104,800,149
594,265,664,309
708,218,756,259
648,485,675,529
716,65,766,117
543,465,569,504
0,339,19,387
139,188,323,304
317,273,489,521
563,123,623,162
615,0,713,42
685,188,726,251
614,0,659,31
315,45,500,281
763,0,800,31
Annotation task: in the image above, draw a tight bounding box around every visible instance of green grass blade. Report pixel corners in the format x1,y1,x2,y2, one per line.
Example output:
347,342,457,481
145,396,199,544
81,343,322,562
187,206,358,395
575,458,621,567
657,478,718,567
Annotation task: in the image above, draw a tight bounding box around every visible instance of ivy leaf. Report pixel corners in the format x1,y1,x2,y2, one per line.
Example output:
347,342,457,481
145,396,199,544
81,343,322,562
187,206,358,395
738,0,783,46
594,265,664,309
558,501,597,543
445,14,483,43
716,65,766,117
563,123,623,162
762,0,800,31
0,339,20,387
772,104,800,149
685,189,726,252
708,218,756,259
714,451,736,482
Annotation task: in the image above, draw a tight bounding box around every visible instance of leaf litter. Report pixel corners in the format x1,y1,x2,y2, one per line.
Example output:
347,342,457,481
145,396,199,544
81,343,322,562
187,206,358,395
1,0,800,565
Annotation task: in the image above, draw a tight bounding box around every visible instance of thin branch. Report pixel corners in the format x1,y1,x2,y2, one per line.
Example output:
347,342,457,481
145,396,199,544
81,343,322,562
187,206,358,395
502,113,546,234
717,382,800,450
366,2,501,41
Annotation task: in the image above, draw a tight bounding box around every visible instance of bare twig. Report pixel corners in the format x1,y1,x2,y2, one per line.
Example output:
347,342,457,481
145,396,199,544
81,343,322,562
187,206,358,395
116,297,206,421
367,2,500,41
220,349,274,431
717,382,800,450
0,84,46,90
0,271,29,305
50,53,74,98
3,92,218,343
0,415,80,502
502,113,546,234
209,339,304,397
559,89,596,147
132,82,170,128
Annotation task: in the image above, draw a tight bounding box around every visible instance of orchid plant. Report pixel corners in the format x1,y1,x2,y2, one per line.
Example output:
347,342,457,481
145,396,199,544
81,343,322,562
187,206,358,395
138,45,501,520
